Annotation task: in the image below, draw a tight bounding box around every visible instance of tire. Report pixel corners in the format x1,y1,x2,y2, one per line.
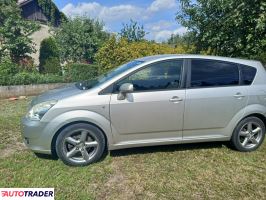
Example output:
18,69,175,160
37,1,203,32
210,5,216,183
56,123,106,166
230,117,265,152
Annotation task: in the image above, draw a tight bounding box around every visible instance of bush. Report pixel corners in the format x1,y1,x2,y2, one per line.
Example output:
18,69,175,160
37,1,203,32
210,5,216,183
95,35,191,72
39,37,60,73
65,63,99,82
0,72,65,86
43,57,61,74
0,57,19,76
18,56,36,72
0,55,65,86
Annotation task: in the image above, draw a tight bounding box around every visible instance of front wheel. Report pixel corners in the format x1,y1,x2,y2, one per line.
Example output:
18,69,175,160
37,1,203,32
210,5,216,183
231,117,265,152
56,123,106,166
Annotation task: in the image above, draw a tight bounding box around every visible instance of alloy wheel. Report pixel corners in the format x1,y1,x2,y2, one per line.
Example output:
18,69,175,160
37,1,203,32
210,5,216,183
239,122,263,149
63,129,99,163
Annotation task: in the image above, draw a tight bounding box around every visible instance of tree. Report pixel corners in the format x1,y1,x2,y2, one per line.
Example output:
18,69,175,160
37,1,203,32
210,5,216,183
0,0,40,63
166,32,196,51
120,19,148,42
95,35,188,72
39,37,60,73
53,17,109,63
167,34,185,46
176,0,266,61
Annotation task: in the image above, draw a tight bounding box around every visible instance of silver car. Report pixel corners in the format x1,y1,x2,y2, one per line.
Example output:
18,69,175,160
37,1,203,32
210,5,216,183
21,55,266,166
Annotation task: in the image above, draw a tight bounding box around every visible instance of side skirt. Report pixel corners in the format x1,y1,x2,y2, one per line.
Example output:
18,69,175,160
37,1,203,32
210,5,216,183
109,135,230,150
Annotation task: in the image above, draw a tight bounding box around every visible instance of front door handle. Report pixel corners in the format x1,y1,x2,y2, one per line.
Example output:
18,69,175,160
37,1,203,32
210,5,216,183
234,93,245,99
169,96,183,103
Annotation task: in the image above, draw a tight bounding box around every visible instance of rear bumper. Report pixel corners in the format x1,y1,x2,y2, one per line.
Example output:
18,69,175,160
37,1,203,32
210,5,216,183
21,117,51,154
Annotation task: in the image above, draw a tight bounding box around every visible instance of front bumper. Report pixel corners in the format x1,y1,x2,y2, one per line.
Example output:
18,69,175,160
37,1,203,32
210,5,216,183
21,117,51,154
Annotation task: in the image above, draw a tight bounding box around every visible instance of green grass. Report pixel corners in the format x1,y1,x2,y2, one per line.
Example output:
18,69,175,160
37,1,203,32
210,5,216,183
0,99,265,199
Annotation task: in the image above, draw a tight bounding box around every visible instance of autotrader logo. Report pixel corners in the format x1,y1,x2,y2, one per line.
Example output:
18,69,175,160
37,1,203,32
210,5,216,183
0,188,54,200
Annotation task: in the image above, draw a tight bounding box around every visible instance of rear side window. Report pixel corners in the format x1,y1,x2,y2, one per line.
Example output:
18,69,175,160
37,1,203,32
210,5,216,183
240,64,257,85
190,59,239,88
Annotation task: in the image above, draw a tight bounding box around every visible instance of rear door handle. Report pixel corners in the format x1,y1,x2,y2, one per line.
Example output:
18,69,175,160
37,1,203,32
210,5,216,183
234,93,245,99
169,96,183,103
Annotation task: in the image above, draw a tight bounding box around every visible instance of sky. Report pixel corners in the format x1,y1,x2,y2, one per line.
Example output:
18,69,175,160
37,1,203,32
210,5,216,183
53,0,187,42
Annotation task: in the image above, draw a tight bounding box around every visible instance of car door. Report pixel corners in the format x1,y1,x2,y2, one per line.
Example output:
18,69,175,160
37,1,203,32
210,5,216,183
110,59,185,143
183,59,249,139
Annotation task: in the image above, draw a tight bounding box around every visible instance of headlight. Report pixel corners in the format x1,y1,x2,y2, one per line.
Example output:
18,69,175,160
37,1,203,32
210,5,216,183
26,100,57,121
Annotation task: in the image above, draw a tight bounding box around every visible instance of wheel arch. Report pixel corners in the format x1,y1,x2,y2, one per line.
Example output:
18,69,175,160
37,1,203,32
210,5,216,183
45,110,112,157
51,120,109,157
225,104,266,138
229,112,266,152
242,113,266,128
228,112,266,140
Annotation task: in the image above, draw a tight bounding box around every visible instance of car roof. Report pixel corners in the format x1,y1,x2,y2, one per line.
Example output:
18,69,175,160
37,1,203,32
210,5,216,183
136,54,260,67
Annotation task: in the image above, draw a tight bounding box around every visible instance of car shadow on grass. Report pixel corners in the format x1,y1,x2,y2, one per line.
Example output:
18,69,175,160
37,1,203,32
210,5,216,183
32,142,227,162
110,142,226,157
33,148,110,163
34,152,59,160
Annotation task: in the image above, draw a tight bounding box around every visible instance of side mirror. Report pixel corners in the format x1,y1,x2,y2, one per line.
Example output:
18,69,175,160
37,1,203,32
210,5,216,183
117,83,133,100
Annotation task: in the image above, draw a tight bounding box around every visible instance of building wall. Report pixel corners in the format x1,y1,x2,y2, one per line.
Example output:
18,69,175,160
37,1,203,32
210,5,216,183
20,0,48,23
29,24,51,65
19,0,63,65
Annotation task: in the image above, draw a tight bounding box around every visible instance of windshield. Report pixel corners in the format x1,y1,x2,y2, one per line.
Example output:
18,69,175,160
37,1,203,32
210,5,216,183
75,60,144,90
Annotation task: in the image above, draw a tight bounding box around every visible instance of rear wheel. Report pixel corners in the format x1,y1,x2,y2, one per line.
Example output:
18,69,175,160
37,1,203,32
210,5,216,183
56,123,106,166
231,117,265,152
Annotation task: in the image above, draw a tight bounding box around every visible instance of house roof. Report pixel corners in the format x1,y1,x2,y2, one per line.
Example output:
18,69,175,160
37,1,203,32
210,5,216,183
17,0,67,26
17,0,34,6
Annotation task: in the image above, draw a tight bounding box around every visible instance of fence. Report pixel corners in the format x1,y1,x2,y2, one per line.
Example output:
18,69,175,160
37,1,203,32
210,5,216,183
0,83,69,99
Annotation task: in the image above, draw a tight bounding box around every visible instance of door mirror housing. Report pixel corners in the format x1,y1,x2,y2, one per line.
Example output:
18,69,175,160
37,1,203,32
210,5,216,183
117,83,133,100
119,83,134,93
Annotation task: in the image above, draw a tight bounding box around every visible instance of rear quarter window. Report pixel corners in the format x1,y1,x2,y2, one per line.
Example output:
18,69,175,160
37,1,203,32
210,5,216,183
240,64,257,85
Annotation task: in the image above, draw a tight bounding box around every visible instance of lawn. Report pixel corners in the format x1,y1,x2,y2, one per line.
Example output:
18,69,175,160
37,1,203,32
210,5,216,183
0,98,265,200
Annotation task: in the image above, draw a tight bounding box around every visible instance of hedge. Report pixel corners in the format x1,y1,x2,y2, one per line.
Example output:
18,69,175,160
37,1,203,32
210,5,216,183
65,63,99,82
0,72,65,86
95,36,192,72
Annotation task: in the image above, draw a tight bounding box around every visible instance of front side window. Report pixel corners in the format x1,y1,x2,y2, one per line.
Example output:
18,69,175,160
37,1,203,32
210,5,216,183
115,60,183,92
190,59,239,88
75,60,144,90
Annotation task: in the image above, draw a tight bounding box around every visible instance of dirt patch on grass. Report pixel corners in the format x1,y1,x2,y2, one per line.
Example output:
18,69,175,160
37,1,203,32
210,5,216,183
96,158,137,200
0,142,26,158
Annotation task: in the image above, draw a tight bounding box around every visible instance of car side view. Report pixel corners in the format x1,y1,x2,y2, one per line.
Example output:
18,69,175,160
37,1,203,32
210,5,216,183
21,55,266,166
